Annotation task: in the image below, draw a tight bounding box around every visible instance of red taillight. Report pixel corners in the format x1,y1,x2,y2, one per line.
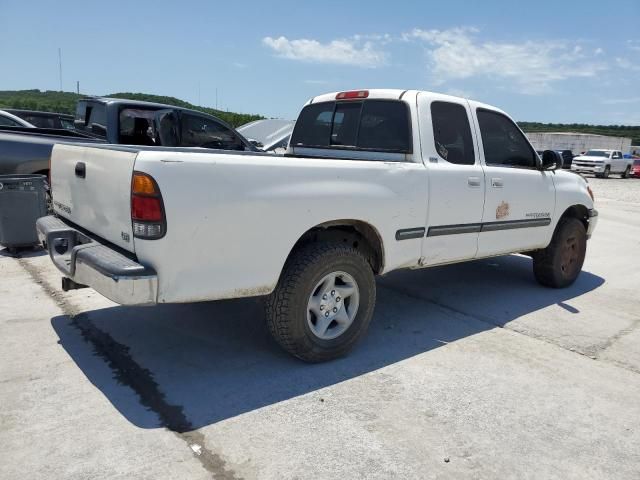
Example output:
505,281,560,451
131,172,166,239
336,90,369,100
131,196,163,221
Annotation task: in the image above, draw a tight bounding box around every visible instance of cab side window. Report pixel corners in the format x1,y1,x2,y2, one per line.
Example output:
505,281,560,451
180,114,244,151
431,101,475,165
477,109,536,168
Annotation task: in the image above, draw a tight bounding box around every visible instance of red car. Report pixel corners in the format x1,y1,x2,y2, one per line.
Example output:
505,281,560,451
632,158,640,178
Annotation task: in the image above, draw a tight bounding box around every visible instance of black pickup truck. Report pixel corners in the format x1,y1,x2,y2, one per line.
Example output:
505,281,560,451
0,97,257,175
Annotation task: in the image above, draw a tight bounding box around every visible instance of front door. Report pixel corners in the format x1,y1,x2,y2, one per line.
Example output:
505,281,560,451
470,106,556,257
612,151,624,172
418,93,485,265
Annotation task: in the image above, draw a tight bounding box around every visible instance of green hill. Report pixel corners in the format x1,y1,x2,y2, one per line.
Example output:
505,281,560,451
0,89,263,127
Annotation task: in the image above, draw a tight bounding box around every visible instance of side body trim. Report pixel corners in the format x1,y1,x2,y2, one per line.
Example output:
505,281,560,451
396,227,426,241
426,218,551,237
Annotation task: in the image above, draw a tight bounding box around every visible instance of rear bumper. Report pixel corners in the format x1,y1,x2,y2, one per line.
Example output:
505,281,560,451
36,216,158,305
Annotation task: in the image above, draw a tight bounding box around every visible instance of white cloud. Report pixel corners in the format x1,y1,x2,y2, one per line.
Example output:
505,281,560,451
615,57,640,71
444,88,474,99
262,36,386,68
601,97,640,105
594,47,604,55
627,40,640,52
405,28,606,94
232,62,248,69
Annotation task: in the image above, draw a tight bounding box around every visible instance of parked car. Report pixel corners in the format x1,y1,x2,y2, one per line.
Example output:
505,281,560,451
236,119,294,152
571,149,633,178
5,109,75,130
631,158,640,178
0,97,257,175
0,109,35,128
555,150,574,169
38,89,597,362
535,149,573,169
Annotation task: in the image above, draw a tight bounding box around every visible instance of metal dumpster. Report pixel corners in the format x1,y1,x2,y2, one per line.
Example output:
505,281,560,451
0,174,48,252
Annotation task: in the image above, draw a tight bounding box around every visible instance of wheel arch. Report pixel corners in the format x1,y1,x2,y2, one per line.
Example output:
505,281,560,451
287,220,385,275
558,204,589,231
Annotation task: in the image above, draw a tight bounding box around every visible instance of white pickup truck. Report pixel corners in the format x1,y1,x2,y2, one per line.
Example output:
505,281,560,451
37,89,598,362
571,149,633,178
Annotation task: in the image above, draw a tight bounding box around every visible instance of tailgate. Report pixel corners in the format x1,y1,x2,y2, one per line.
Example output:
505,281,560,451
50,144,137,252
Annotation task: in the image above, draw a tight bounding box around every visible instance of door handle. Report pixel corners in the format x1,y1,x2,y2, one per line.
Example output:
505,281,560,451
468,176,481,187
75,162,86,178
491,178,503,188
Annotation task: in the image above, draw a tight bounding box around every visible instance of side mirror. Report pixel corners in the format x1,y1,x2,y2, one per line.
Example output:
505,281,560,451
541,150,562,170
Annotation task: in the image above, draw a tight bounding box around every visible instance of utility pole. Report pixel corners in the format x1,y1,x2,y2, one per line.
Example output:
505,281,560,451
215,88,218,110
58,48,63,92
76,81,80,94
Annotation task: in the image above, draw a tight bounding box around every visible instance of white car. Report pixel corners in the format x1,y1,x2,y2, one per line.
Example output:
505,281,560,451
236,118,294,152
571,149,633,178
0,110,35,128
37,89,598,362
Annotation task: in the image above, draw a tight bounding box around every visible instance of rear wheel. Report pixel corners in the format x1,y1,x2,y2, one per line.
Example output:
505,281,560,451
533,218,586,288
621,166,631,179
265,242,376,362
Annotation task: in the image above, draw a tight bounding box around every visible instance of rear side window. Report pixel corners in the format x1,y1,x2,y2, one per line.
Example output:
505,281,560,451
290,100,412,153
477,109,536,168
430,101,475,165
119,108,158,145
23,115,57,128
75,102,107,137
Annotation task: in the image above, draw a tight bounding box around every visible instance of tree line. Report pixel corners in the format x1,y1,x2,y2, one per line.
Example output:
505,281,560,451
0,89,263,127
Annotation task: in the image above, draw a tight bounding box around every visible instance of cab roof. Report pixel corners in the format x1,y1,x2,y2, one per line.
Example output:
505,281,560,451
306,89,505,115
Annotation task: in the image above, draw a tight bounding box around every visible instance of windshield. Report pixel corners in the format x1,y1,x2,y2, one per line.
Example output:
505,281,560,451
584,150,610,157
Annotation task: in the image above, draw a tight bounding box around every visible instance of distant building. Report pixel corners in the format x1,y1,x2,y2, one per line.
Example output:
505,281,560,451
525,132,632,154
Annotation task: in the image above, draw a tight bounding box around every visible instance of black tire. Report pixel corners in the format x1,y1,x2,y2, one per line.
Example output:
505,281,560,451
621,166,631,179
265,242,376,362
602,165,610,178
533,218,586,288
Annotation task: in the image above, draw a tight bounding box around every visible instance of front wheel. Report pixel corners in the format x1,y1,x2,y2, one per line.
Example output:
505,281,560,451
533,218,586,288
602,165,611,178
265,242,376,362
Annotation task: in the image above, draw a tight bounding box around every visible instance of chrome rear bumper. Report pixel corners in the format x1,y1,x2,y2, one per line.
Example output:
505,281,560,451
36,216,157,305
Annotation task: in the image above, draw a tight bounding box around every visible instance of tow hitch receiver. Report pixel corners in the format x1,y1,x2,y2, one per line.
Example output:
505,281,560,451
62,277,88,291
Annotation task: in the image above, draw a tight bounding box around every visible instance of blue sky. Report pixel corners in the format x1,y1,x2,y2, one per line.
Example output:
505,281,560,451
1,0,638,124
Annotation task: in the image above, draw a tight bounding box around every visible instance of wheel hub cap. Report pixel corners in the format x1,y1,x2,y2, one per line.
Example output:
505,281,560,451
307,271,360,340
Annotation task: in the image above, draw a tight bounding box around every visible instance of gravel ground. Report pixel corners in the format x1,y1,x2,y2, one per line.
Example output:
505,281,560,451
586,175,640,204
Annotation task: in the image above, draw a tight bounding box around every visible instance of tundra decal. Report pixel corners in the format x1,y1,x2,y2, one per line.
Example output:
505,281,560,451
525,212,551,219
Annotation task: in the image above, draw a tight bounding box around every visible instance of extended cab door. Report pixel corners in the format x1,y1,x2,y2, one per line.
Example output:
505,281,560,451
470,105,555,256
418,93,485,265
612,151,624,172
